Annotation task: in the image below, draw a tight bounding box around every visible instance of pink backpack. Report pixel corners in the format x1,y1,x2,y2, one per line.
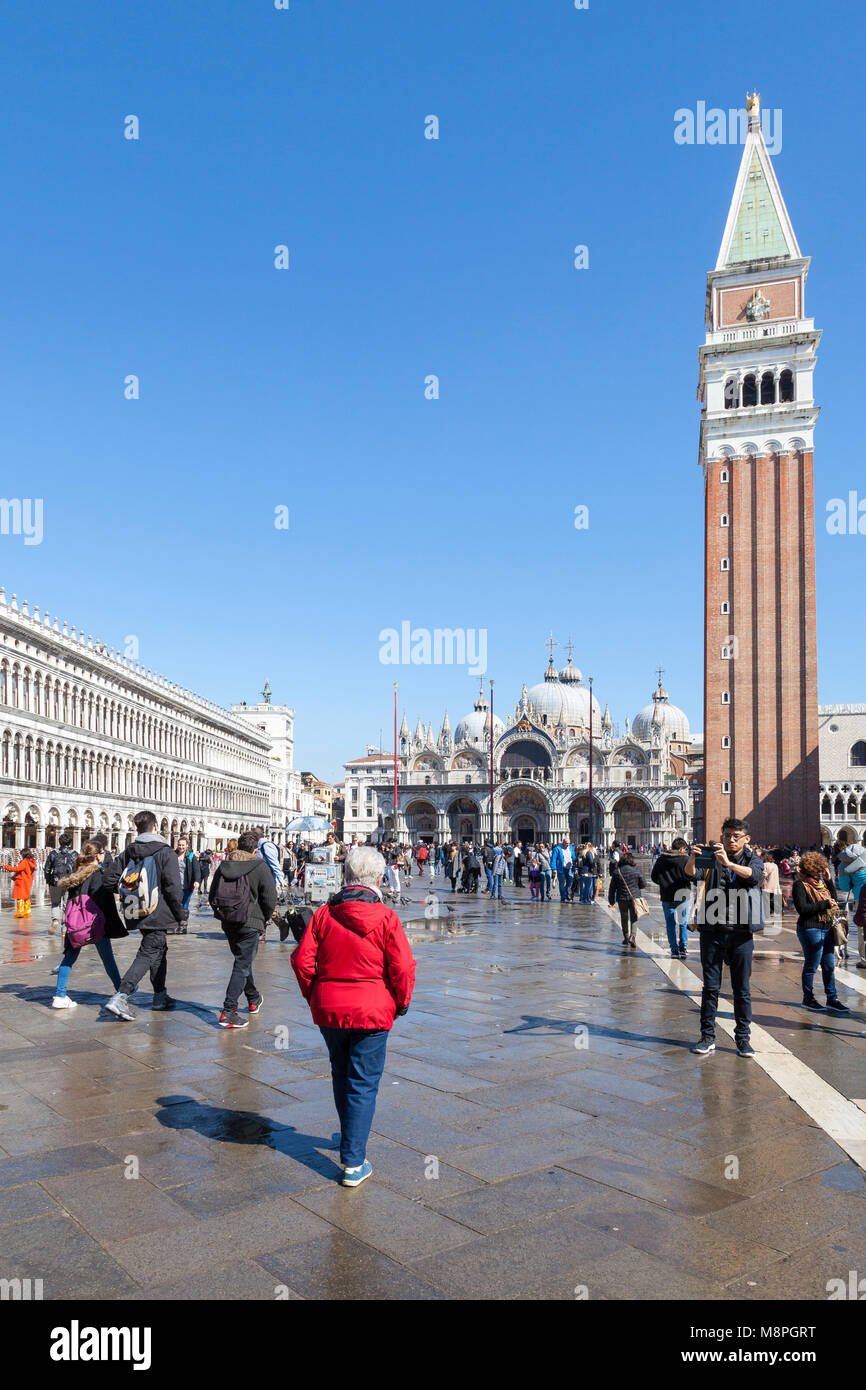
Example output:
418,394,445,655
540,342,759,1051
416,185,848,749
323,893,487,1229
64,892,106,949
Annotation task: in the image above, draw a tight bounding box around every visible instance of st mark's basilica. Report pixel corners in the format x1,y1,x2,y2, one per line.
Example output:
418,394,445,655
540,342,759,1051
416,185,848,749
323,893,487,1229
370,645,704,850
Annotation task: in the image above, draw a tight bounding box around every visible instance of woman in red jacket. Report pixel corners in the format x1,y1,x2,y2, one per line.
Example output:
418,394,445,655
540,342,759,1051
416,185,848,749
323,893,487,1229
291,845,416,1187
3,849,37,918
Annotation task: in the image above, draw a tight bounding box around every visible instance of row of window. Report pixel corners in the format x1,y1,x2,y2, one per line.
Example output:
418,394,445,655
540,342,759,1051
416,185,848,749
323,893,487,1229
0,662,263,774
0,733,266,814
724,370,795,408
822,793,866,819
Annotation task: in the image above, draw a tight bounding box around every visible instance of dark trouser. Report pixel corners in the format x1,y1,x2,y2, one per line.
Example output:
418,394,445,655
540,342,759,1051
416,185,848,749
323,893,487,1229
699,929,753,1044
200,872,210,892
118,930,168,995
469,869,480,893
222,923,262,1013
447,874,456,892
514,863,523,886
618,900,637,937
319,1026,389,1168
796,923,838,1000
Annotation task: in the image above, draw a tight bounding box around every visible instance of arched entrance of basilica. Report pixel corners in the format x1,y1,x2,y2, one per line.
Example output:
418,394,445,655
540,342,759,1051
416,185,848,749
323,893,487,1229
448,798,480,843
405,799,437,844
512,816,538,847
500,787,549,846
613,794,652,850
568,796,603,844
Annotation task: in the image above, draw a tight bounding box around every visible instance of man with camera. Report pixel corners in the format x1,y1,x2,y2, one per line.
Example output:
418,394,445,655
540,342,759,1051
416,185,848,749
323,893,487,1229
685,818,764,1059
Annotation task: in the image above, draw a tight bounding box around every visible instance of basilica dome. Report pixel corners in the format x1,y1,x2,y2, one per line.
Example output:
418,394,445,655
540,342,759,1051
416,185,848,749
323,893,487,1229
454,685,505,746
559,656,583,684
525,658,602,732
632,679,691,742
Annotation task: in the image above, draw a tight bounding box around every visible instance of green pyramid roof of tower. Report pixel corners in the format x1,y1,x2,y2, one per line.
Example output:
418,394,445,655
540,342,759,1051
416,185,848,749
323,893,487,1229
726,149,791,264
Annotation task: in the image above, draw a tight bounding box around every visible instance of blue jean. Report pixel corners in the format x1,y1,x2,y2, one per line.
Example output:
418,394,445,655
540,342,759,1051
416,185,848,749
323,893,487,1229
182,889,194,911
556,869,570,901
484,866,494,893
663,900,689,953
578,873,594,903
797,923,838,1000
493,873,504,899
319,1026,389,1168
540,871,551,900
56,935,122,998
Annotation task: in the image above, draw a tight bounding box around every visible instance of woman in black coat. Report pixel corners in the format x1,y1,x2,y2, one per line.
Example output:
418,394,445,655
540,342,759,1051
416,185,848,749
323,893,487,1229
52,841,128,1010
608,852,647,950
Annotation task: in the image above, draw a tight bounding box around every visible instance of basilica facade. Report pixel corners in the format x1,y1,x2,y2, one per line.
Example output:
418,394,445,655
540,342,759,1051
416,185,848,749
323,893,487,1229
362,653,703,850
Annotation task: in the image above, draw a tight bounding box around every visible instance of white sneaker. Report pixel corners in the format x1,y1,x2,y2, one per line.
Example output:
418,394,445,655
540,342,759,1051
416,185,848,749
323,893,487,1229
51,996,77,1010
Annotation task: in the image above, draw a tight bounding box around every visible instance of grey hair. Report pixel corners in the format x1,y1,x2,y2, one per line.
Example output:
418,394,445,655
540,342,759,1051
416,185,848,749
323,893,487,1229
344,845,386,888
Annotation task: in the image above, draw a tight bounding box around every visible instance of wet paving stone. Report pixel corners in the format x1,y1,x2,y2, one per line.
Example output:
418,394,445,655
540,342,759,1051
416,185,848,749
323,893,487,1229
0,1181,64,1224
1,896,863,1298
258,1230,450,1300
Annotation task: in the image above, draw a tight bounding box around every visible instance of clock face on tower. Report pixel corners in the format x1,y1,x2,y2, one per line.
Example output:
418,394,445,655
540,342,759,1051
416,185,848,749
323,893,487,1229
745,291,771,322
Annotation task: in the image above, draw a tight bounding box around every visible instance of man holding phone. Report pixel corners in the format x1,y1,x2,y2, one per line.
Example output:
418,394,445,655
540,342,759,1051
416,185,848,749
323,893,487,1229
685,818,764,1059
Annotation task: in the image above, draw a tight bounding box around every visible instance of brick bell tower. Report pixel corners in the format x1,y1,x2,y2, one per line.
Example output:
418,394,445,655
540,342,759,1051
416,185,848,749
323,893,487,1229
698,92,820,848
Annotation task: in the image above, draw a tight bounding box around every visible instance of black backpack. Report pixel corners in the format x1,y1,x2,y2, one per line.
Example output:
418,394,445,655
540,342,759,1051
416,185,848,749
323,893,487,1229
45,847,76,887
283,905,314,943
210,868,252,923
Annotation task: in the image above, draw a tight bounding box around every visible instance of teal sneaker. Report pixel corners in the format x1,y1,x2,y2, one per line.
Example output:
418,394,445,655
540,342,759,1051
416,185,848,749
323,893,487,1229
340,1159,373,1188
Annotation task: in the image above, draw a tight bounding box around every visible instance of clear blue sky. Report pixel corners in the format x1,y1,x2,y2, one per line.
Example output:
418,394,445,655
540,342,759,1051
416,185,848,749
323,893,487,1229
1,0,862,783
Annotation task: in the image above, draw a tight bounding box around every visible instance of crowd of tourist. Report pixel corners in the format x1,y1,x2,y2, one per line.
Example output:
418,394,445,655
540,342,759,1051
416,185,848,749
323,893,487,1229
1,811,863,1188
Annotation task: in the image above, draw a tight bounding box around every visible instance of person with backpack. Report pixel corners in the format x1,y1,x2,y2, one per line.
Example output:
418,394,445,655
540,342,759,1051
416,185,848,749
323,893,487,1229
650,837,692,957
102,810,188,1020
44,833,77,933
208,830,278,1028
3,848,37,918
291,846,416,1188
51,841,128,1010
175,836,201,912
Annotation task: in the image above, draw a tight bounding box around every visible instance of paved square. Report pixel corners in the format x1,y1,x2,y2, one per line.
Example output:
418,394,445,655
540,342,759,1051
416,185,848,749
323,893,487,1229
1,884,864,1300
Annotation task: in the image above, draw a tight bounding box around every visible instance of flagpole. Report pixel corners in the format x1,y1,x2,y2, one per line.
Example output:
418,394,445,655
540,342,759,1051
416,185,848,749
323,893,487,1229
489,679,495,845
393,683,398,840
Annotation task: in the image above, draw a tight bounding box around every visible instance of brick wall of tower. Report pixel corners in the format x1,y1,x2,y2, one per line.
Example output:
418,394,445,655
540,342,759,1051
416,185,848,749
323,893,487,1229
704,449,820,847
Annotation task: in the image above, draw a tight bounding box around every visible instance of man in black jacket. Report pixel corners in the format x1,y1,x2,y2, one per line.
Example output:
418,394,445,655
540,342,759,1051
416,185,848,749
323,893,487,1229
651,837,693,959
103,810,188,1020
685,819,763,1059
209,831,278,1028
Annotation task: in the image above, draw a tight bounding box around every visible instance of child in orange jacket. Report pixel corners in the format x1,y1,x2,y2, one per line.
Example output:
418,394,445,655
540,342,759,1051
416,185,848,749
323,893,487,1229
3,850,37,917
